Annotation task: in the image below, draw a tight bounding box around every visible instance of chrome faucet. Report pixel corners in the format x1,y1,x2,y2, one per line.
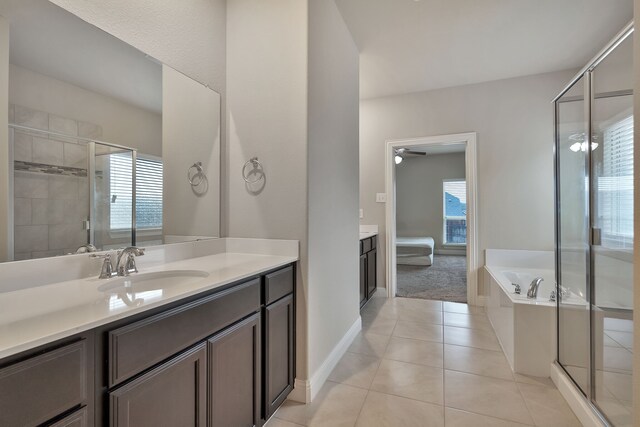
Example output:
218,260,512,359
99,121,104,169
526,277,544,299
116,247,145,276
90,253,116,279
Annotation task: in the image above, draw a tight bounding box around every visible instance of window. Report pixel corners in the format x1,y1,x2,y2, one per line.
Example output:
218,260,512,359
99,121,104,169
443,180,466,245
110,153,163,232
599,115,633,249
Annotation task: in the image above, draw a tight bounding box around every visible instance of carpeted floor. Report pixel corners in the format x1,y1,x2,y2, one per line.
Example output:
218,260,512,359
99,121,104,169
396,255,467,303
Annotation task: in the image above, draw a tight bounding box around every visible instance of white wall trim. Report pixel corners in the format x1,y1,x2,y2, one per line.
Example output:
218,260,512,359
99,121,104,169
385,132,479,305
476,295,487,307
550,362,606,427
288,316,362,403
288,379,312,404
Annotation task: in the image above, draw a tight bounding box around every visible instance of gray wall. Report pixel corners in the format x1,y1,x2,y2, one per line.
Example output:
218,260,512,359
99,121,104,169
307,0,360,382
360,69,576,294
226,0,361,391
226,0,309,379
162,65,220,238
396,152,465,252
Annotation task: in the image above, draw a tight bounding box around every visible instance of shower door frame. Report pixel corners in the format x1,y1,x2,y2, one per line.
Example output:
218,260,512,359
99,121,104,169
553,21,634,426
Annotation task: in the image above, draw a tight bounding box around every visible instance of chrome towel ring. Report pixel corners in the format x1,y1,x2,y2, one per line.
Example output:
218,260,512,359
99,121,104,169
187,162,206,186
242,157,264,184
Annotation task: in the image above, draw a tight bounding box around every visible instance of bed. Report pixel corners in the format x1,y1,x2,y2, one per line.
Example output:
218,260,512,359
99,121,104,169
396,237,435,266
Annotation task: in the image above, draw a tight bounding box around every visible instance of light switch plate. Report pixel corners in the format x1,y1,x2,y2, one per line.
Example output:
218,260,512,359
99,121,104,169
376,193,387,203
359,209,364,219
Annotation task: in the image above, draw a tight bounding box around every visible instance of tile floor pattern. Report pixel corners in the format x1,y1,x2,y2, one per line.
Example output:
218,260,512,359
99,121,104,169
268,294,582,427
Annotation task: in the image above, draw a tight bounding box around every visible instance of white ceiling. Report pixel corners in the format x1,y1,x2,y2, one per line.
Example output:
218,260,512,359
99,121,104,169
334,0,634,99
0,0,162,113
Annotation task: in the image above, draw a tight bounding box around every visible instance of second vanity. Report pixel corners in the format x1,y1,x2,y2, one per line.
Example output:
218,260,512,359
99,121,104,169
359,231,378,308
0,238,298,427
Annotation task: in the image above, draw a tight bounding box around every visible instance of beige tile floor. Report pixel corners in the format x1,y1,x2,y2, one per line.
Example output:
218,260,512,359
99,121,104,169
269,294,582,427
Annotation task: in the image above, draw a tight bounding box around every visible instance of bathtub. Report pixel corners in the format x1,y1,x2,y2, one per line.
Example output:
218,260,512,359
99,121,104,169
483,249,570,377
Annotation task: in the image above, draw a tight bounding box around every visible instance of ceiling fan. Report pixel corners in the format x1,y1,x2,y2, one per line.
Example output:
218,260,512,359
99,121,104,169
394,148,426,164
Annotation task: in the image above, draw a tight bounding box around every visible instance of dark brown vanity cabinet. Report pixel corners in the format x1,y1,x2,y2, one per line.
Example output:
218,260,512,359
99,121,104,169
208,313,261,427
110,343,207,427
50,407,89,427
0,337,92,427
359,254,367,307
264,267,295,419
359,235,377,309
0,262,296,427
264,294,294,418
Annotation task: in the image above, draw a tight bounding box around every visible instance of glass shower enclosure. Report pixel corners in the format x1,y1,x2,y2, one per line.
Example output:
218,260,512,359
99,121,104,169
554,23,633,426
9,123,136,260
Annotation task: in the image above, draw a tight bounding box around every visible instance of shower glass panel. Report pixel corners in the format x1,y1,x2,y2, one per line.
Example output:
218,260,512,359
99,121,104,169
555,24,633,426
92,143,135,250
556,77,590,395
591,35,633,424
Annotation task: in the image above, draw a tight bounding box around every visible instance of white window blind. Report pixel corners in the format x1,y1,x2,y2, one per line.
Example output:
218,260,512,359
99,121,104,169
599,115,633,249
443,180,467,245
110,154,163,231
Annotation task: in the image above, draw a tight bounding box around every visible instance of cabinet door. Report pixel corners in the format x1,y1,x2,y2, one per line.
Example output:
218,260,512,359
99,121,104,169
208,313,261,427
359,254,367,307
110,343,207,427
265,294,294,418
367,249,377,297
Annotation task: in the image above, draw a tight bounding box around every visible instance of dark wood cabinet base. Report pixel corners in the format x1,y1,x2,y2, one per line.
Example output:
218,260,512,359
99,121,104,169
0,263,296,427
360,236,378,309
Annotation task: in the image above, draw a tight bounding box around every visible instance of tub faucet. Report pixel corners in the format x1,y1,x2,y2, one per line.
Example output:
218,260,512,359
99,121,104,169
526,277,544,299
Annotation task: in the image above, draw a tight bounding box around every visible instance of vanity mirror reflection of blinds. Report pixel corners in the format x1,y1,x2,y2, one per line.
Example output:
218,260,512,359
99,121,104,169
110,153,164,231
599,115,633,249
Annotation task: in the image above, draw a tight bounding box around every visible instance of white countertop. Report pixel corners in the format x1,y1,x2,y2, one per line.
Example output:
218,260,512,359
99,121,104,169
359,231,378,240
0,250,297,359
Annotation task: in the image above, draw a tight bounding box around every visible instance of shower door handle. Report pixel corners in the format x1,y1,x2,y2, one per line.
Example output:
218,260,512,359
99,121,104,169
590,228,601,246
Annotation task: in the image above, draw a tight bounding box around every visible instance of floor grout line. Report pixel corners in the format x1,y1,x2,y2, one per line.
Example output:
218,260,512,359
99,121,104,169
443,404,536,426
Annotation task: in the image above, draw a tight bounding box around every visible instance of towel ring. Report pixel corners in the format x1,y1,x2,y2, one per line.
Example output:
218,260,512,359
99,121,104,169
188,162,206,186
242,157,264,184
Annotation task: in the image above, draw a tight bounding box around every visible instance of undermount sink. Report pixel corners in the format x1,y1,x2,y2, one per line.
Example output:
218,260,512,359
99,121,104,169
98,270,210,294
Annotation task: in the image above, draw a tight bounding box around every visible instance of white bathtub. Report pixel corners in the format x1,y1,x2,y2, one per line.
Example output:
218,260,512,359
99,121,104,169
483,249,567,377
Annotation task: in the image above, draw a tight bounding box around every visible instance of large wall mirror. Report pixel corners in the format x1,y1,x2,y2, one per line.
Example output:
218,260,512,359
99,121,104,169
0,0,221,262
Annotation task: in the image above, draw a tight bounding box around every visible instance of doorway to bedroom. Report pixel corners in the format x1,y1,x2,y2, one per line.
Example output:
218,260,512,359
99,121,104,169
385,133,478,305
395,144,467,302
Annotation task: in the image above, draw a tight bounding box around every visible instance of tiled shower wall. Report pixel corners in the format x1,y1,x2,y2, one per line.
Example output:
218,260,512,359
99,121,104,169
11,104,103,260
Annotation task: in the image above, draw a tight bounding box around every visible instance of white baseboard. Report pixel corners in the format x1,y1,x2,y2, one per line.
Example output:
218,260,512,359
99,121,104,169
476,295,487,307
550,362,605,427
288,316,362,403
287,378,311,403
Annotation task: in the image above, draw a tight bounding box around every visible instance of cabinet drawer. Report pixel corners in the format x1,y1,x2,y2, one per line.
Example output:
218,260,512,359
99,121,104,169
0,340,87,427
265,266,294,305
50,407,88,427
359,240,364,255
370,236,377,249
362,238,372,253
108,278,260,387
